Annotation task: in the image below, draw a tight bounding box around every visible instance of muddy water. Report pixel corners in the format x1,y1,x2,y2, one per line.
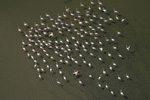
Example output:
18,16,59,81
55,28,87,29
0,0,150,100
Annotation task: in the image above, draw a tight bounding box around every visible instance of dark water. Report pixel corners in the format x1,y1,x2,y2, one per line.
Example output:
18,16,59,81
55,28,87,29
0,0,150,100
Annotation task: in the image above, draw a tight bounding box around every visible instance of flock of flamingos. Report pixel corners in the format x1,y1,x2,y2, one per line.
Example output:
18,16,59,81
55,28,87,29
18,0,133,99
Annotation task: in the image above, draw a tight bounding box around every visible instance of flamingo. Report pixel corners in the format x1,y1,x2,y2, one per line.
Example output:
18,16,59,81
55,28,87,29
59,59,63,63
45,13,50,17
63,13,67,18
90,0,94,5
70,11,74,16
98,6,102,11
121,18,125,22
23,22,28,27
41,68,45,73
34,59,37,63
83,59,87,64
22,45,27,51
109,65,113,71
80,2,84,7
98,74,102,80
74,60,78,64
30,55,34,60
90,51,94,56
22,40,26,45
73,70,79,76
99,40,103,45
59,69,63,75
98,56,102,61
118,53,123,58
78,79,83,85
98,82,101,88
112,62,117,66
37,68,40,73
46,65,50,69
42,58,46,63
27,52,30,57
85,40,89,45
113,46,117,50
59,53,63,57
108,17,113,21
65,6,70,12
70,21,75,26
65,60,69,64
126,45,131,51
63,76,68,81
37,52,41,57
115,15,119,20
92,46,96,50
110,37,115,42
34,64,37,68
105,83,109,89
89,75,93,79
108,52,112,57
40,16,44,21
56,79,62,85
126,74,130,79
117,75,121,80
56,62,59,69
18,27,22,32
38,74,42,79
83,48,87,52
88,63,92,68
79,54,83,58
25,33,29,38
110,90,114,95
49,67,53,72
99,47,103,52
98,0,103,5
103,69,106,75
114,8,119,14
120,90,124,96
50,17,54,21
76,8,80,14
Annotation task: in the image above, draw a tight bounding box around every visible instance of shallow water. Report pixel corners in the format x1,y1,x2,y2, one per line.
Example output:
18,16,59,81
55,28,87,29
0,0,150,100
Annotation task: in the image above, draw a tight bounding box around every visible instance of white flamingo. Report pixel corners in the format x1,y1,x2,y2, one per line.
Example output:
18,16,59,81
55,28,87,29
46,65,50,69
89,74,93,79
126,45,131,51
59,69,63,75
98,74,102,80
38,74,42,79
22,45,26,51
126,74,130,79
98,0,103,5
109,65,113,71
78,79,83,85
117,75,121,80
103,69,106,75
110,90,114,95
114,8,119,14
120,90,124,96
99,47,103,51
18,27,22,32
56,79,62,85
24,22,28,27
49,67,53,72
40,16,44,21
90,0,94,5
98,82,101,88
80,2,84,7
105,83,109,89
45,13,50,17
